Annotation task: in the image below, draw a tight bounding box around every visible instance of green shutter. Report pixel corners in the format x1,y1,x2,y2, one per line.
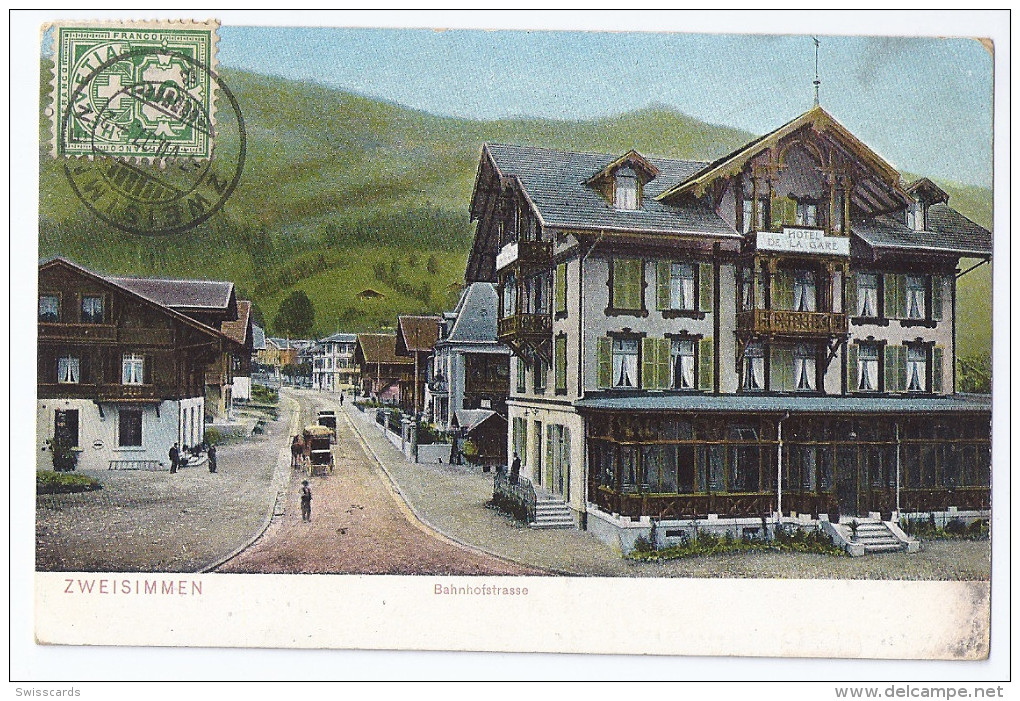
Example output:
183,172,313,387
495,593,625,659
847,273,859,317
611,260,625,309
770,193,784,230
847,344,859,392
555,263,567,313
614,259,642,310
775,270,795,311
932,346,944,394
555,336,567,391
784,197,797,226
698,337,713,391
656,338,671,389
641,338,657,389
885,345,905,393
931,276,943,321
597,337,612,389
698,263,714,313
656,261,670,310
771,348,793,392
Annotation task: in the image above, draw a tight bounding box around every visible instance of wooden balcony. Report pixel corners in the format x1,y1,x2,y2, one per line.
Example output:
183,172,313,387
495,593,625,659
737,309,847,338
495,240,553,272
38,323,170,346
497,312,552,344
38,382,162,401
38,323,116,343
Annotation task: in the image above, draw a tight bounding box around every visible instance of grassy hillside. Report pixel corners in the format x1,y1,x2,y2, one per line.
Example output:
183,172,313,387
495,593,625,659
38,64,993,360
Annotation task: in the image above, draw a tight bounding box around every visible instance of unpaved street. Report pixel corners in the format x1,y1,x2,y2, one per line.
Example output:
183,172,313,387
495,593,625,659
218,391,541,575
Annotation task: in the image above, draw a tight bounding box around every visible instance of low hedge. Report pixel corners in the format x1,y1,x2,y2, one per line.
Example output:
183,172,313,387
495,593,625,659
37,471,102,494
628,528,846,561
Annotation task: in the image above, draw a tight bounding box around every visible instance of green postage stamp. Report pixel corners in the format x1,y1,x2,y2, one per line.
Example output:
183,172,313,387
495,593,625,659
50,20,219,159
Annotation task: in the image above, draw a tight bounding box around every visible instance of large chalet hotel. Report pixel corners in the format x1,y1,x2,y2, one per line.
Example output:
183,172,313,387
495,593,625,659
465,107,992,548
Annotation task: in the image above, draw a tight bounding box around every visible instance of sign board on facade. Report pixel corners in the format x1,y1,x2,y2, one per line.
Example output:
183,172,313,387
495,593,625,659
757,228,850,256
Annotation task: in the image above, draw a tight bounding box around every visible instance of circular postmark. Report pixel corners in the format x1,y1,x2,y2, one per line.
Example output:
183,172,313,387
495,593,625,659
60,47,245,237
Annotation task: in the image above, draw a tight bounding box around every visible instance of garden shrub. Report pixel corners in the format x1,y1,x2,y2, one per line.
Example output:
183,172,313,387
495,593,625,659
37,471,101,494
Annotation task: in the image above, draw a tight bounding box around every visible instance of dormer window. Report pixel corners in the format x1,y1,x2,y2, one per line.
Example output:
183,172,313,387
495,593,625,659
615,167,639,210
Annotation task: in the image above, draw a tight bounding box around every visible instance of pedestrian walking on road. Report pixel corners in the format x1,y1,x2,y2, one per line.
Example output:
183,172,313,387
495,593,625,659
207,444,217,473
509,452,521,485
169,443,179,474
300,480,313,522
291,435,304,469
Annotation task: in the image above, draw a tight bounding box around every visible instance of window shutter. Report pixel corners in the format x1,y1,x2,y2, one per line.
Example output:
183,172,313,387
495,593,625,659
770,193,784,230
641,338,656,389
883,274,897,319
545,425,555,488
555,263,567,313
931,276,943,321
554,336,567,391
885,345,904,393
932,346,944,394
597,338,612,389
630,260,644,309
698,263,713,313
847,344,859,392
698,337,713,391
784,197,797,227
776,270,795,311
896,274,908,318
656,261,670,310
656,338,671,389
771,348,792,392
847,273,858,317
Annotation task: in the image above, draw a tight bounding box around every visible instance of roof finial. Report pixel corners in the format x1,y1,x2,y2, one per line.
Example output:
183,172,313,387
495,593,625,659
812,36,821,107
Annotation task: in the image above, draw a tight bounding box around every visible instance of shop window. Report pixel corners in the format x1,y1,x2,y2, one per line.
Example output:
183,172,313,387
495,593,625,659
118,409,143,448
54,409,79,448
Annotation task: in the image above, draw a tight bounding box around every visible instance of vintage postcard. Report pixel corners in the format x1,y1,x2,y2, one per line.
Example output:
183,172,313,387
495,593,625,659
13,9,1008,680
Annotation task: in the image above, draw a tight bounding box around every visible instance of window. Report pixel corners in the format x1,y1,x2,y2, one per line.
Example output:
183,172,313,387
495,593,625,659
671,339,696,389
516,357,526,393
740,267,754,310
554,336,567,394
57,356,80,384
122,353,145,385
54,409,79,448
614,167,639,210
743,342,765,390
856,343,880,392
502,275,517,317
612,338,639,388
610,259,643,311
533,357,547,393
81,295,104,324
793,271,816,312
39,295,59,322
742,199,765,234
796,201,818,226
856,273,880,317
906,345,928,392
794,344,816,391
905,276,926,319
118,409,143,447
668,263,696,310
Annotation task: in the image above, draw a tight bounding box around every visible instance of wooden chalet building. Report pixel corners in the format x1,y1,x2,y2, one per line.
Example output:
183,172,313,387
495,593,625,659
37,258,237,471
222,300,255,400
465,106,992,550
395,315,442,415
355,333,414,407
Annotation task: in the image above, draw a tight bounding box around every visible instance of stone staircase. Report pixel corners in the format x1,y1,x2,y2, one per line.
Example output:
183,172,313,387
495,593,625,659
852,521,906,553
531,493,575,530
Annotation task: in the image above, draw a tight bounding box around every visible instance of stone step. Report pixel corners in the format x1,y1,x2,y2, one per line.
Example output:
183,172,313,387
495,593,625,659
864,543,904,553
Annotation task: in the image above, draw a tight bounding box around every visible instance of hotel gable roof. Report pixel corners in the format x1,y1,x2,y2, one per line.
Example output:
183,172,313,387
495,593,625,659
355,333,413,367
465,106,991,281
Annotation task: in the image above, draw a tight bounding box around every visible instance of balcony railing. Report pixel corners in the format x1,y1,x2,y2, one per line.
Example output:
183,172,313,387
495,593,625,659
38,382,162,401
497,312,552,341
38,323,116,342
38,323,171,346
495,240,552,272
737,309,847,337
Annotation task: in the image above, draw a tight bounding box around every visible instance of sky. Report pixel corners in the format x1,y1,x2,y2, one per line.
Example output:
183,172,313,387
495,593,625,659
217,20,994,188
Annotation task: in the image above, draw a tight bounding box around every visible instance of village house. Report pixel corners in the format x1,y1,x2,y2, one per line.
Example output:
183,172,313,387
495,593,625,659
221,300,254,401
37,258,238,471
354,333,414,407
395,315,442,415
464,106,992,550
311,332,359,392
427,282,510,430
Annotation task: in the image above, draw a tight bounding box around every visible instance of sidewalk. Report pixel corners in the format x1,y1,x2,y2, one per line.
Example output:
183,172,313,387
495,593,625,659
340,400,992,580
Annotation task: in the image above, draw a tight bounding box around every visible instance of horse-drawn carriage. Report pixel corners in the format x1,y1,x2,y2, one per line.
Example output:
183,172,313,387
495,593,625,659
303,424,334,477
317,410,337,442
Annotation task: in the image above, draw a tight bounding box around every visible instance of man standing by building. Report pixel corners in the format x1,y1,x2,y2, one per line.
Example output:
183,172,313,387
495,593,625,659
169,443,180,474
509,452,521,485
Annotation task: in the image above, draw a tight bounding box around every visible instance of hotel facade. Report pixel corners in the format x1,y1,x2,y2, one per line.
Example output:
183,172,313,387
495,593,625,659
464,107,992,550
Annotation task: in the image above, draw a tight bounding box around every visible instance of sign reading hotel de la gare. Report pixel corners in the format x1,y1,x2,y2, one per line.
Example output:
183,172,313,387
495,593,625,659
757,227,851,256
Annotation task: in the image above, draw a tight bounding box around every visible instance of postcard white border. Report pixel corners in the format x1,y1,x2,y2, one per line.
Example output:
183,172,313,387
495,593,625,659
10,9,1011,683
